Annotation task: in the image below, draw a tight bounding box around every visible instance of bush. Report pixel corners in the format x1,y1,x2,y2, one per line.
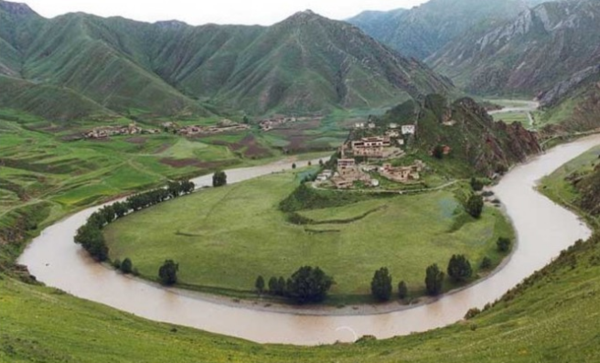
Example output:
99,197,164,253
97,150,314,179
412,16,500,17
465,308,481,320
447,255,473,282
112,259,121,269
497,237,512,253
158,260,179,286
398,280,408,300
212,171,227,187
286,266,334,304
370,267,393,302
425,264,444,296
432,145,445,159
470,177,484,191
255,276,265,294
466,194,484,218
121,258,133,274
480,256,492,270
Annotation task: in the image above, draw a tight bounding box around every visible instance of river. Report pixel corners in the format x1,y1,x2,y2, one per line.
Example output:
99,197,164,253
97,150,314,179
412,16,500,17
18,135,600,345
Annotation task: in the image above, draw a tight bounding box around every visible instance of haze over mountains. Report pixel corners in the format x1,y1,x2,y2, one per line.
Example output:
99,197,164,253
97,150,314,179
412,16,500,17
0,1,453,120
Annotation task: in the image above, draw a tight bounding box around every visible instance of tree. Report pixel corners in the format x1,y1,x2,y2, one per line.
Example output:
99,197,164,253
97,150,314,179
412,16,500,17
480,256,492,269
470,177,484,191
212,171,227,187
398,281,408,300
277,276,287,296
447,255,473,282
371,267,393,302
255,276,265,294
466,194,484,218
286,266,334,304
425,264,444,296
292,163,297,169
158,260,179,286
121,258,133,274
268,277,278,294
433,145,445,159
497,237,512,253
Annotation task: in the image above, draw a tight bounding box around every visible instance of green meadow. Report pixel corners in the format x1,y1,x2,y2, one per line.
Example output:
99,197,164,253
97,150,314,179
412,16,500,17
104,170,511,303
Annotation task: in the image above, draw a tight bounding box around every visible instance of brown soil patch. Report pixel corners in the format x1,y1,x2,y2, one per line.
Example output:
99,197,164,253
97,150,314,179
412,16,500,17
160,158,231,169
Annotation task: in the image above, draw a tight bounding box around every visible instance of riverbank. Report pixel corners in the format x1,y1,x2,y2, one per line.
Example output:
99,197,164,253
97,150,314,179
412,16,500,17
16,134,600,345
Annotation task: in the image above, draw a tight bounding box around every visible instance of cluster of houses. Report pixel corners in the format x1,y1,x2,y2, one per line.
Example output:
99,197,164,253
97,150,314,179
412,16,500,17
83,123,160,139
314,122,426,189
162,119,250,136
259,115,323,132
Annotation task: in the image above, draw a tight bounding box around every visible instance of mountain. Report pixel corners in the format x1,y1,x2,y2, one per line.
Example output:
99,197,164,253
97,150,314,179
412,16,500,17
347,0,533,60
428,0,600,96
376,95,540,176
0,3,454,121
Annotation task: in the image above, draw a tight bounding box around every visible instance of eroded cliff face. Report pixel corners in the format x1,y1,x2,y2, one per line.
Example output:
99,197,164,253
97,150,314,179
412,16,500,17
450,98,541,176
429,0,600,96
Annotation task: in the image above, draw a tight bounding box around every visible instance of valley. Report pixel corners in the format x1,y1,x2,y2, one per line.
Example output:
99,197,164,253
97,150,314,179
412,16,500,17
2,0,600,361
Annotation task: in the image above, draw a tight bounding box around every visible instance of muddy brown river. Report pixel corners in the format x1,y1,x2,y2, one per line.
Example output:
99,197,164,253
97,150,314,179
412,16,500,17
18,135,600,345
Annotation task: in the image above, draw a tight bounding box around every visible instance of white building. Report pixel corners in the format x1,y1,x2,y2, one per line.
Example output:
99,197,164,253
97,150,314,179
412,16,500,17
402,125,416,135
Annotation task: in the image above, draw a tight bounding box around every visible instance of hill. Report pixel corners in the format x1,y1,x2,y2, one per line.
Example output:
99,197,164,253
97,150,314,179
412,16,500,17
375,95,541,177
0,2,454,120
428,0,600,96
347,0,532,60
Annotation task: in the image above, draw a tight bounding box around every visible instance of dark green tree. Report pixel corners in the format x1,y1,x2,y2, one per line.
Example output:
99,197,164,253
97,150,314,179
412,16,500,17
268,277,278,294
286,266,334,304
447,254,473,282
425,264,444,296
480,256,492,269
466,194,484,218
212,171,227,187
277,276,287,296
292,163,297,169
398,280,408,300
470,177,484,191
370,267,393,302
121,258,133,274
497,237,512,252
158,260,179,286
255,276,265,294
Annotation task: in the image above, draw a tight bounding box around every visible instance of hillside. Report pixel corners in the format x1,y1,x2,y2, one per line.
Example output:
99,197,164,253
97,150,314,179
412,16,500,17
428,0,600,96
376,95,541,177
2,228,600,361
0,2,454,120
347,0,532,60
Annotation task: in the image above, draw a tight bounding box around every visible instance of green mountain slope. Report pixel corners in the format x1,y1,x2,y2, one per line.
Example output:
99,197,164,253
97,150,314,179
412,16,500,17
0,2,454,120
347,0,532,60
428,0,600,96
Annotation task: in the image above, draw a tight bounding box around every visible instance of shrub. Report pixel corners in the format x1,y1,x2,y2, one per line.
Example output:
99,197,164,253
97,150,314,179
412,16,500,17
497,237,512,253
398,280,408,300
286,266,334,304
121,258,133,274
158,260,179,286
480,256,492,270
425,264,444,296
447,254,473,282
466,194,484,218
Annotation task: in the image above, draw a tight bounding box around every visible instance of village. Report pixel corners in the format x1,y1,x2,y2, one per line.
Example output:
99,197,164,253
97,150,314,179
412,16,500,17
258,115,323,132
315,121,430,190
83,119,250,140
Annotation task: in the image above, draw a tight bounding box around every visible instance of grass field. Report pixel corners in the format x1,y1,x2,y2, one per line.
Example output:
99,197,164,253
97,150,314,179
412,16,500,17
104,170,512,303
2,232,599,362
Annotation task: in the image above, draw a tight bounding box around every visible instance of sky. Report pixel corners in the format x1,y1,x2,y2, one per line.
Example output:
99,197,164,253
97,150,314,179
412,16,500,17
21,0,429,26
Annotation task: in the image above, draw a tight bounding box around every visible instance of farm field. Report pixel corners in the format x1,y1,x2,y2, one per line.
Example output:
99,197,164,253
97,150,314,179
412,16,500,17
104,170,512,303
